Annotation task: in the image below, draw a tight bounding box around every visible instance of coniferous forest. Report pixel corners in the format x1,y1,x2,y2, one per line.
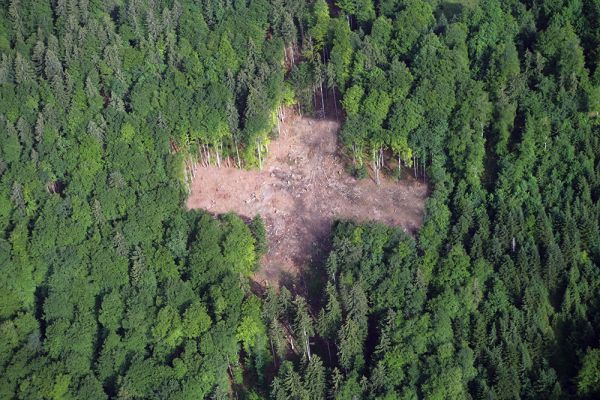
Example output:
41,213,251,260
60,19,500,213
1,0,600,399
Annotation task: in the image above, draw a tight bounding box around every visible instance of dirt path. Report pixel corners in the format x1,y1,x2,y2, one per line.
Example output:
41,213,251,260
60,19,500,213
186,111,428,285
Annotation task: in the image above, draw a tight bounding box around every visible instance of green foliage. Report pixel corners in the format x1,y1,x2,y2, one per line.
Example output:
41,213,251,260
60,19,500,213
250,214,268,257
309,0,330,51
257,0,600,398
341,84,364,117
1,0,599,398
578,348,600,397
237,296,266,353
0,0,285,397
222,213,257,276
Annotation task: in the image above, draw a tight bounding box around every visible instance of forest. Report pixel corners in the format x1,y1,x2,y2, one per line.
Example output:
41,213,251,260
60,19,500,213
0,0,599,399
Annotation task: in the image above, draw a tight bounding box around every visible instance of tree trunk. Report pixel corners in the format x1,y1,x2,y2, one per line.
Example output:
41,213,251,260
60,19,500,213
320,81,325,117
332,87,338,119
374,147,383,185
398,153,402,175
277,107,282,137
304,327,312,361
215,142,221,167
374,149,379,185
413,155,417,178
257,139,263,170
205,144,211,166
233,136,241,168
226,355,234,379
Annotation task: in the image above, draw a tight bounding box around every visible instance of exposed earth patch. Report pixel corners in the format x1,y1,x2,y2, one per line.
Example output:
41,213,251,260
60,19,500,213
186,110,428,285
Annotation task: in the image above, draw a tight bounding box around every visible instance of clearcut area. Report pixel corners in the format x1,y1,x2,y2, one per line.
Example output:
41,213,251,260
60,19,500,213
186,110,428,285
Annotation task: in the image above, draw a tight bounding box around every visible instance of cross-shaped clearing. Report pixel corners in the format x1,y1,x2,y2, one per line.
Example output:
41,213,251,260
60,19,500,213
186,112,428,285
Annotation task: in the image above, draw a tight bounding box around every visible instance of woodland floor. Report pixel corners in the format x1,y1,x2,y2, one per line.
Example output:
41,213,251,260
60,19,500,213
186,108,428,286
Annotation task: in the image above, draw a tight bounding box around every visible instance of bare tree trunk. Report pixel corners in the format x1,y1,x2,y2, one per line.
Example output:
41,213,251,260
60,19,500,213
320,81,325,117
226,355,234,376
257,139,263,170
285,323,296,352
277,107,282,137
413,155,417,178
332,87,338,119
303,327,311,361
380,147,384,171
233,136,241,168
376,147,383,185
398,154,402,175
204,144,211,166
374,150,378,185
373,148,380,185
215,142,221,167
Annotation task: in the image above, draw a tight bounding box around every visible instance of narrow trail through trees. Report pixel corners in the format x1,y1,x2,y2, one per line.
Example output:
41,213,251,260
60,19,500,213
186,110,428,285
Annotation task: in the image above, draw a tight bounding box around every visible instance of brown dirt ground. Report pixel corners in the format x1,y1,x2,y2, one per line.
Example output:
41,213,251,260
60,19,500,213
186,109,428,286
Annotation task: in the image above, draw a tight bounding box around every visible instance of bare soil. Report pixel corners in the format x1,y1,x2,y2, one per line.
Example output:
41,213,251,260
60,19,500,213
186,110,428,285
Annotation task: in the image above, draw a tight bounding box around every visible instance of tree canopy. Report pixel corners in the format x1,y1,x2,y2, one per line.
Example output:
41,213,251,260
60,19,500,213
1,0,600,398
